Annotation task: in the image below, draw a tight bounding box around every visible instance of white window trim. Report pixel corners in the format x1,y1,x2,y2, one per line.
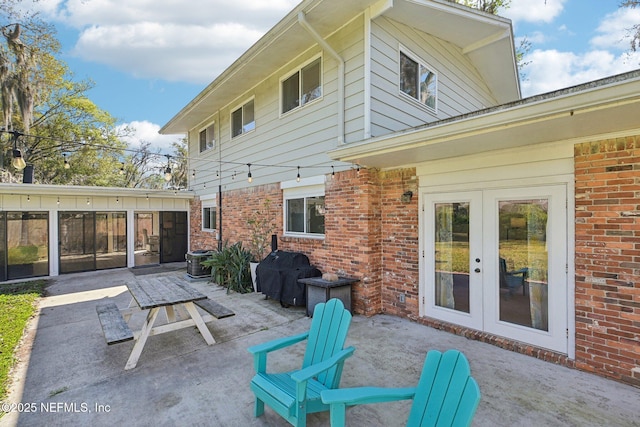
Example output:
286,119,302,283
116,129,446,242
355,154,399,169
282,176,326,238
230,96,256,139
198,121,216,153
201,195,217,232
398,45,438,114
279,55,323,118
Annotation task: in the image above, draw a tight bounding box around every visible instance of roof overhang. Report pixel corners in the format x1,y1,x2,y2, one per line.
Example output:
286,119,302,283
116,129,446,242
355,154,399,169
328,70,640,169
0,184,194,199
161,0,519,134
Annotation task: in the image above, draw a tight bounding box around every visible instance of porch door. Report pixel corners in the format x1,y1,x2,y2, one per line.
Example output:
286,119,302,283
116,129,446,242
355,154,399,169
424,186,567,353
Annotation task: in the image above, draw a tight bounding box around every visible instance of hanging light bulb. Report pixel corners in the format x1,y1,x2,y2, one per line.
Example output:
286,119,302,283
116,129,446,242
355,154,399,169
11,132,26,171
63,153,70,169
163,155,172,182
296,166,301,183
247,163,253,183
331,166,335,179
12,148,26,170
119,162,125,175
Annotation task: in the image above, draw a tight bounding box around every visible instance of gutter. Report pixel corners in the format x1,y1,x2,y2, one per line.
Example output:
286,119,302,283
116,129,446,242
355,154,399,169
298,11,345,145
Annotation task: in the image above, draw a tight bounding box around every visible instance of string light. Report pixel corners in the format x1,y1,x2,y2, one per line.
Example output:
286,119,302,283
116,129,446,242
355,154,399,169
331,166,335,179
11,132,26,171
119,162,125,175
57,197,60,206
63,153,70,169
164,155,172,182
247,163,252,183
86,197,90,205
296,166,301,182
27,195,30,202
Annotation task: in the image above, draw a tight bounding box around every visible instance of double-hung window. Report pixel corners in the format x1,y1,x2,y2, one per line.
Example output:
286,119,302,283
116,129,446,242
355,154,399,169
282,177,325,237
201,196,217,232
399,49,437,111
281,57,322,114
199,122,215,152
231,98,255,138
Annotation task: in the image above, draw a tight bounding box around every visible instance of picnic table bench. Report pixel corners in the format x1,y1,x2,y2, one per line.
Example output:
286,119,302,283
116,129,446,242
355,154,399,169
96,278,235,369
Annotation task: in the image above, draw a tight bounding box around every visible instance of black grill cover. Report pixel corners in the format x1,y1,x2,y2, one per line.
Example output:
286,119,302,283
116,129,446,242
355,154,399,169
256,251,321,306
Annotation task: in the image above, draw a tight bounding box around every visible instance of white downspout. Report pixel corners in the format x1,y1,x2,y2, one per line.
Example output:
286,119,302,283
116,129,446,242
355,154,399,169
298,11,345,144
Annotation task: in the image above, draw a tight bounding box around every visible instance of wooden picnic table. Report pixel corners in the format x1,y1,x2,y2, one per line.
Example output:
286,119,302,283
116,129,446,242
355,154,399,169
96,277,234,370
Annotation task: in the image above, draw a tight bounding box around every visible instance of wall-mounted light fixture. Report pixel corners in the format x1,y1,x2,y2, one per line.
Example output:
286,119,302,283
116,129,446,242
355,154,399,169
401,190,413,204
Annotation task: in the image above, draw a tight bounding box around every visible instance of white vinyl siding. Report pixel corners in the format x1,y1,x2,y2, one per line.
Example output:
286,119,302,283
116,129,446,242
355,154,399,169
189,17,364,193
370,16,497,137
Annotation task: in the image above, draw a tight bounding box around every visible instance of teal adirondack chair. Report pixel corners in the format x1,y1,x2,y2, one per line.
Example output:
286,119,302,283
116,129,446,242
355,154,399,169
247,298,355,427
321,349,480,427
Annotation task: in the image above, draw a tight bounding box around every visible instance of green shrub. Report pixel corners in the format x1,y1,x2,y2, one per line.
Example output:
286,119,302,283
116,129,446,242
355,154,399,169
201,241,252,293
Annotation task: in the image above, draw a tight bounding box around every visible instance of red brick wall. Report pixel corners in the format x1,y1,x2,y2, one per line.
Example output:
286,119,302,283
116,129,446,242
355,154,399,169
189,168,419,317
574,136,640,387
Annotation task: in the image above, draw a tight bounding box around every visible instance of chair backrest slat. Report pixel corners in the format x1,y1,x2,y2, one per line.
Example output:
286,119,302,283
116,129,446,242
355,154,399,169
407,350,480,427
303,299,352,387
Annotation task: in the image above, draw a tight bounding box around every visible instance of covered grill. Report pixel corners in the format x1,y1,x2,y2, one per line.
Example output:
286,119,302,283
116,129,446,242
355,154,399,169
256,251,321,307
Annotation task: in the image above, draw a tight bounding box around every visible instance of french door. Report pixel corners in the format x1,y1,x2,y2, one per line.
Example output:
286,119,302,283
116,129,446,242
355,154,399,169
423,185,567,353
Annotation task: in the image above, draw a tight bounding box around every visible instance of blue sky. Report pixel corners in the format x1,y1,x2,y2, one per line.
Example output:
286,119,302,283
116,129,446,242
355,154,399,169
21,0,640,151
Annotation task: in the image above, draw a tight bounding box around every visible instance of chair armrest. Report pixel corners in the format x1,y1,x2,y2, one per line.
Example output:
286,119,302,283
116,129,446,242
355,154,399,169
247,331,309,355
290,346,356,383
321,386,416,406
248,331,309,374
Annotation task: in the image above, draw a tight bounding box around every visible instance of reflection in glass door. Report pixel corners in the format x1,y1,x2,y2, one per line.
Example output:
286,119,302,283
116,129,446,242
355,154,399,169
498,199,549,331
425,186,567,353
435,202,470,313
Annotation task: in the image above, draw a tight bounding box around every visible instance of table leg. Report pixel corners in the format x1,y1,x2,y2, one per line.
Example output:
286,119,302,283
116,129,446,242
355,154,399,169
165,306,176,323
125,307,160,370
183,302,215,345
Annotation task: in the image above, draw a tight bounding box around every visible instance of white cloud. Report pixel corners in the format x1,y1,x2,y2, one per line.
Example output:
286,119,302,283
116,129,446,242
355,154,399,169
500,0,567,26
520,48,640,97
591,7,640,51
117,120,182,153
38,0,299,83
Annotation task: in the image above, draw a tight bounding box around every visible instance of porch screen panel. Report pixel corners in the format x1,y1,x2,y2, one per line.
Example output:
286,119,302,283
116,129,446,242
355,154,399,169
7,212,49,280
95,212,127,270
59,212,95,273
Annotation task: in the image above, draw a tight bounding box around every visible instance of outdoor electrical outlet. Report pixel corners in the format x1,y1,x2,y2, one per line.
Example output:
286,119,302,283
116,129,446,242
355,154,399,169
398,293,405,303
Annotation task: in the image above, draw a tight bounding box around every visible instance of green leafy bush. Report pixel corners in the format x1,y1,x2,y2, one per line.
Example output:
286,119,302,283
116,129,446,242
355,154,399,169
201,241,252,293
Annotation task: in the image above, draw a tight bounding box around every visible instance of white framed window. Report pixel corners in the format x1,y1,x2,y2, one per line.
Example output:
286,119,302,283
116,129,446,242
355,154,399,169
201,196,217,231
399,48,437,111
281,56,322,115
281,177,325,237
231,98,255,138
199,122,215,152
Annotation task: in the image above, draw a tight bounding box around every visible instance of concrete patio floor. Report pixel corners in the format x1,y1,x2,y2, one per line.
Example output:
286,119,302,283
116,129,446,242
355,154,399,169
2,265,638,427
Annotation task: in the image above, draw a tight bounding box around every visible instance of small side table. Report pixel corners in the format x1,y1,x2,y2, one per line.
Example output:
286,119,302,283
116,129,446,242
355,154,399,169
298,277,359,316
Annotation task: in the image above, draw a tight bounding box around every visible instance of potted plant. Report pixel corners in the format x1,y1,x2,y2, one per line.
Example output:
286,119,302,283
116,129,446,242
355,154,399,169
246,199,277,292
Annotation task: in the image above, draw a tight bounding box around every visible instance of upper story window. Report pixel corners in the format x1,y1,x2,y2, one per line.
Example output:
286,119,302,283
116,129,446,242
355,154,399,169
281,57,322,114
199,122,215,152
399,50,437,111
231,98,255,138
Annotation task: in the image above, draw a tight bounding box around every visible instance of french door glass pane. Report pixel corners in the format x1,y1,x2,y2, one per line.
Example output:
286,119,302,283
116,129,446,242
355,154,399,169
434,202,469,313
498,199,549,331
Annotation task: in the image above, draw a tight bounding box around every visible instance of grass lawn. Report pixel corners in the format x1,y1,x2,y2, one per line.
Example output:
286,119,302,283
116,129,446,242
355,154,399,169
0,280,47,401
